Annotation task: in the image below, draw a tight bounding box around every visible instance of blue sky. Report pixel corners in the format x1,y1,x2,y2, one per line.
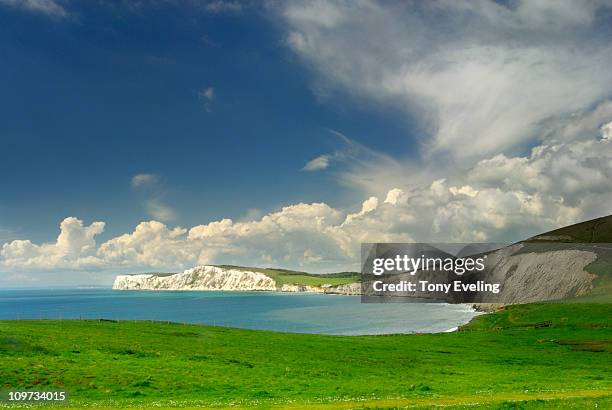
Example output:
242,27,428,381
0,0,415,243
1,0,612,285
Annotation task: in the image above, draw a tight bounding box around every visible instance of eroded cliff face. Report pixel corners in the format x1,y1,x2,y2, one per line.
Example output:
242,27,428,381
471,244,598,303
112,265,276,291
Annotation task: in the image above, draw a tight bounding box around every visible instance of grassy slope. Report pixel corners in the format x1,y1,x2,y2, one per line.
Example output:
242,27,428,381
216,265,360,286
527,214,612,243
0,303,610,408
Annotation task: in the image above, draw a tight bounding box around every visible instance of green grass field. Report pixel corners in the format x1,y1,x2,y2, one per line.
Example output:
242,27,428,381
0,302,610,409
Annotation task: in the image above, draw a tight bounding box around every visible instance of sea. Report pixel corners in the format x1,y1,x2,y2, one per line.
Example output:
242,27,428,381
0,288,479,335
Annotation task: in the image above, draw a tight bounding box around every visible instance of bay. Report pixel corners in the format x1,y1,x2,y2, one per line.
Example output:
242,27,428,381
0,289,478,335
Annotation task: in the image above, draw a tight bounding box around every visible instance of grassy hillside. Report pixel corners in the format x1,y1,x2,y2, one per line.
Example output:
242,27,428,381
528,214,612,243
1,302,610,408
217,265,360,286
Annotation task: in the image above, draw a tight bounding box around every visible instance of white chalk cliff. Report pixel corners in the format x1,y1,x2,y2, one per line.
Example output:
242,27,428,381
113,265,277,291
112,265,360,294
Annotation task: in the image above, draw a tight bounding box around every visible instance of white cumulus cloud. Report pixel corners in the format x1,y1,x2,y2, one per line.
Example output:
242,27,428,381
1,217,105,270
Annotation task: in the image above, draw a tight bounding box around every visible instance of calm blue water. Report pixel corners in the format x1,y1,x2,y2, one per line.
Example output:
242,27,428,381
0,289,478,335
